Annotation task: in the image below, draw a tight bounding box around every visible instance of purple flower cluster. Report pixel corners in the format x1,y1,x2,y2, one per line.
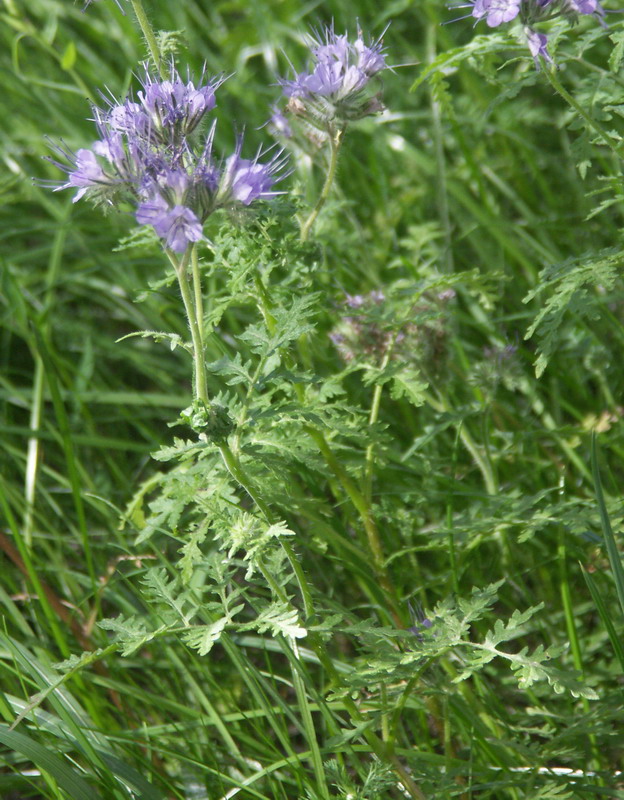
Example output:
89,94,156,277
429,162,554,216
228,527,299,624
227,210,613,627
330,289,455,373
279,26,388,128
47,68,287,252
329,290,391,363
461,0,606,65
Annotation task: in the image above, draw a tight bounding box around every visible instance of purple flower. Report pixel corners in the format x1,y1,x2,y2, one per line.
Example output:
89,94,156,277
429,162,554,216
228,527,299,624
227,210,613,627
100,68,221,145
345,294,366,309
354,36,387,74
567,0,597,9
135,191,169,227
228,160,274,204
156,206,203,253
464,0,604,26
53,148,108,201
283,30,385,100
107,101,145,135
92,131,124,165
217,140,288,206
163,166,191,197
525,27,553,65
471,0,522,26
41,143,111,203
564,0,606,19
268,105,293,139
134,166,211,249
136,195,203,252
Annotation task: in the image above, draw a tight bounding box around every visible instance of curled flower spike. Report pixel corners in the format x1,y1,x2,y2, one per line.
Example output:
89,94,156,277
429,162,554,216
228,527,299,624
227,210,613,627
279,24,388,126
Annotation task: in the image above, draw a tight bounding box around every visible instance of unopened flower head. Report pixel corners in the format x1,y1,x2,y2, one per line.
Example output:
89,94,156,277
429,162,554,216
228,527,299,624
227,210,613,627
45,68,288,253
279,24,388,127
100,67,222,146
330,289,453,375
136,69,220,139
456,0,607,66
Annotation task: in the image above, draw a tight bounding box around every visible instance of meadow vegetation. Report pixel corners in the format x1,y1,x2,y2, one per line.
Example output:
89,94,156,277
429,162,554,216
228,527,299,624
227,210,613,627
1,0,624,797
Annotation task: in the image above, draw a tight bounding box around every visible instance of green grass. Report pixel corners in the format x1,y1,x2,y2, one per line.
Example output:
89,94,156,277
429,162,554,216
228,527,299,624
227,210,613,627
1,0,624,798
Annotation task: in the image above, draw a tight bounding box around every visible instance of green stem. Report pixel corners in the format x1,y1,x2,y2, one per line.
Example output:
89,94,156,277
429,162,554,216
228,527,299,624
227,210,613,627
545,67,622,164
129,0,165,79
426,391,498,496
364,381,384,506
219,441,314,619
254,274,278,329
425,20,453,273
253,273,402,623
363,335,399,505
191,244,205,360
219,441,272,519
305,424,402,625
300,128,343,241
169,260,314,619
167,248,208,403
232,354,267,454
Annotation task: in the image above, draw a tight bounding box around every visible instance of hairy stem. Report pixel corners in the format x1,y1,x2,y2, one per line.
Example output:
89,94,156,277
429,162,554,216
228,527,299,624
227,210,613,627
129,0,165,79
191,244,205,363
219,440,314,619
300,127,343,241
167,247,208,403
545,66,622,164
305,423,402,622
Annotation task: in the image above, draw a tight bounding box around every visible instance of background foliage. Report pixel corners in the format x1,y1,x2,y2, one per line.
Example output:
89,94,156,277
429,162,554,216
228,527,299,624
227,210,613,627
1,0,624,798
